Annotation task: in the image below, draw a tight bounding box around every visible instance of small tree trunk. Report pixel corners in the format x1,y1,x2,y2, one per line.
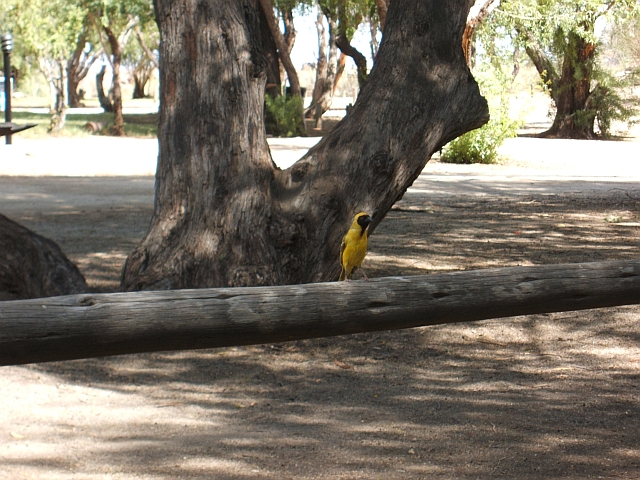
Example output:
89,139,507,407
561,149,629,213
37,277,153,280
104,25,126,136
258,0,301,97
278,7,297,88
522,25,598,139
259,3,281,99
369,20,380,60
375,0,389,31
122,0,488,291
0,214,87,301
67,29,99,108
48,59,67,132
132,73,146,99
306,9,339,129
67,38,85,108
462,0,500,66
333,53,347,93
132,57,154,99
96,65,114,113
336,35,368,88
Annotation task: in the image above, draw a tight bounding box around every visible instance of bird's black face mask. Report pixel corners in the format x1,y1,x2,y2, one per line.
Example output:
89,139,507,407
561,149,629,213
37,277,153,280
356,214,373,235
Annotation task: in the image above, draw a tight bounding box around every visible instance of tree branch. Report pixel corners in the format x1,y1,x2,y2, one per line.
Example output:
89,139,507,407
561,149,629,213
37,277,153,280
258,0,301,96
518,27,560,98
134,25,159,69
463,0,500,64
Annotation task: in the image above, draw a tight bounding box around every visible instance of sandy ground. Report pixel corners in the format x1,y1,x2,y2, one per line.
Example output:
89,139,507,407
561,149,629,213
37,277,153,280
0,130,639,479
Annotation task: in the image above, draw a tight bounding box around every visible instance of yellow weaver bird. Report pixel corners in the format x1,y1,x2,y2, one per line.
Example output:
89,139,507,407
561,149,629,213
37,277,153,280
339,212,373,281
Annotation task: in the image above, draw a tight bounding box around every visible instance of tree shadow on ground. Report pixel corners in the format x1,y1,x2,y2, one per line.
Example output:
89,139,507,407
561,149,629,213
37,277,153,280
2,175,639,479
20,304,640,479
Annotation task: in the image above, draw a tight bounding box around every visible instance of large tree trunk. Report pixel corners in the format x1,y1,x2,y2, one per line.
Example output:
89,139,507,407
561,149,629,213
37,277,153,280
0,214,87,301
121,0,488,291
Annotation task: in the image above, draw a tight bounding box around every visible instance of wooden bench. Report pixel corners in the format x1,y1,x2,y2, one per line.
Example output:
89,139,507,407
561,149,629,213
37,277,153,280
0,122,36,137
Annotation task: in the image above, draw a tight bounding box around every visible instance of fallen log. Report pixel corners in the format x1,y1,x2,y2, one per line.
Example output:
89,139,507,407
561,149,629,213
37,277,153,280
1,259,639,366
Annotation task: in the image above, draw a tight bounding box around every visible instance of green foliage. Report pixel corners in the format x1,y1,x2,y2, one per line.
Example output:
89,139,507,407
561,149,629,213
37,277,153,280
590,71,639,137
441,69,522,165
490,0,640,137
265,94,306,137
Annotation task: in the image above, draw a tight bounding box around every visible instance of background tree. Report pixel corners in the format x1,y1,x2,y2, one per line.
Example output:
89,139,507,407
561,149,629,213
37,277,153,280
86,0,154,135
5,0,85,131
121,0,488,291
305,0,374,125
67,19,103,107
606,13,640,77
320,0,373,89
495,0,639,139
127,22,159,99
305,6,340,128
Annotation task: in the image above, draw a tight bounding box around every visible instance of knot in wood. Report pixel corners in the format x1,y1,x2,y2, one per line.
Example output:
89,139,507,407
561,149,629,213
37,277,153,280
290,161,309,183
371,150,394,175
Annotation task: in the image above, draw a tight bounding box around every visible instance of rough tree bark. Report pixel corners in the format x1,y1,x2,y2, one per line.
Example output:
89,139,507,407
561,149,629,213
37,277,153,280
0,214,87,301
121,0,488,291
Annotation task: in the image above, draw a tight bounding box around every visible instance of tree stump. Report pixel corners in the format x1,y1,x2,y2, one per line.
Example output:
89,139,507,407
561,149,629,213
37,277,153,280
0,214,88,301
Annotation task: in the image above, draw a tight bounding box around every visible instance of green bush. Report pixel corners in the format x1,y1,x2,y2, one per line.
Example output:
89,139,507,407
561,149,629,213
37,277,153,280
264,94,306,137
591,70,639,138
441,73,521,164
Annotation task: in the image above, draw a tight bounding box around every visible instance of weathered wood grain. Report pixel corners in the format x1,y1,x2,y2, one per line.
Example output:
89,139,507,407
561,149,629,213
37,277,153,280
1,260,639,366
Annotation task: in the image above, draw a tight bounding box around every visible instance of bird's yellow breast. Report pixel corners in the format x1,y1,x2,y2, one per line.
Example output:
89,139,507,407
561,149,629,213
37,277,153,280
341,227,368,271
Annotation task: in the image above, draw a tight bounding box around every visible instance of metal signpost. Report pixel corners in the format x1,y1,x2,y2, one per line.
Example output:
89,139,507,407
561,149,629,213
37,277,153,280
2,34,12,144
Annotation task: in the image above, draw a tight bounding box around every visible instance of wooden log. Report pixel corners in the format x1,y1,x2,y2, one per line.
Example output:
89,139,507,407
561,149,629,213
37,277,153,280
0,260,639,366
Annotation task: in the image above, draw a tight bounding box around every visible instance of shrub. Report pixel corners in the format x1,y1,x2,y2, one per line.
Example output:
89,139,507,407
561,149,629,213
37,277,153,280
591,70,639,138
264,94,306,137
441,72,521,164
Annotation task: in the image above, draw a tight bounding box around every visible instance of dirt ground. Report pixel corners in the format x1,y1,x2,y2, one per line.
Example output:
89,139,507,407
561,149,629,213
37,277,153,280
0,129,639,479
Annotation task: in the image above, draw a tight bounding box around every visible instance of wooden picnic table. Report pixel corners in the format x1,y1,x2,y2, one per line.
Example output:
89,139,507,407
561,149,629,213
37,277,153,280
0,122,37,137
